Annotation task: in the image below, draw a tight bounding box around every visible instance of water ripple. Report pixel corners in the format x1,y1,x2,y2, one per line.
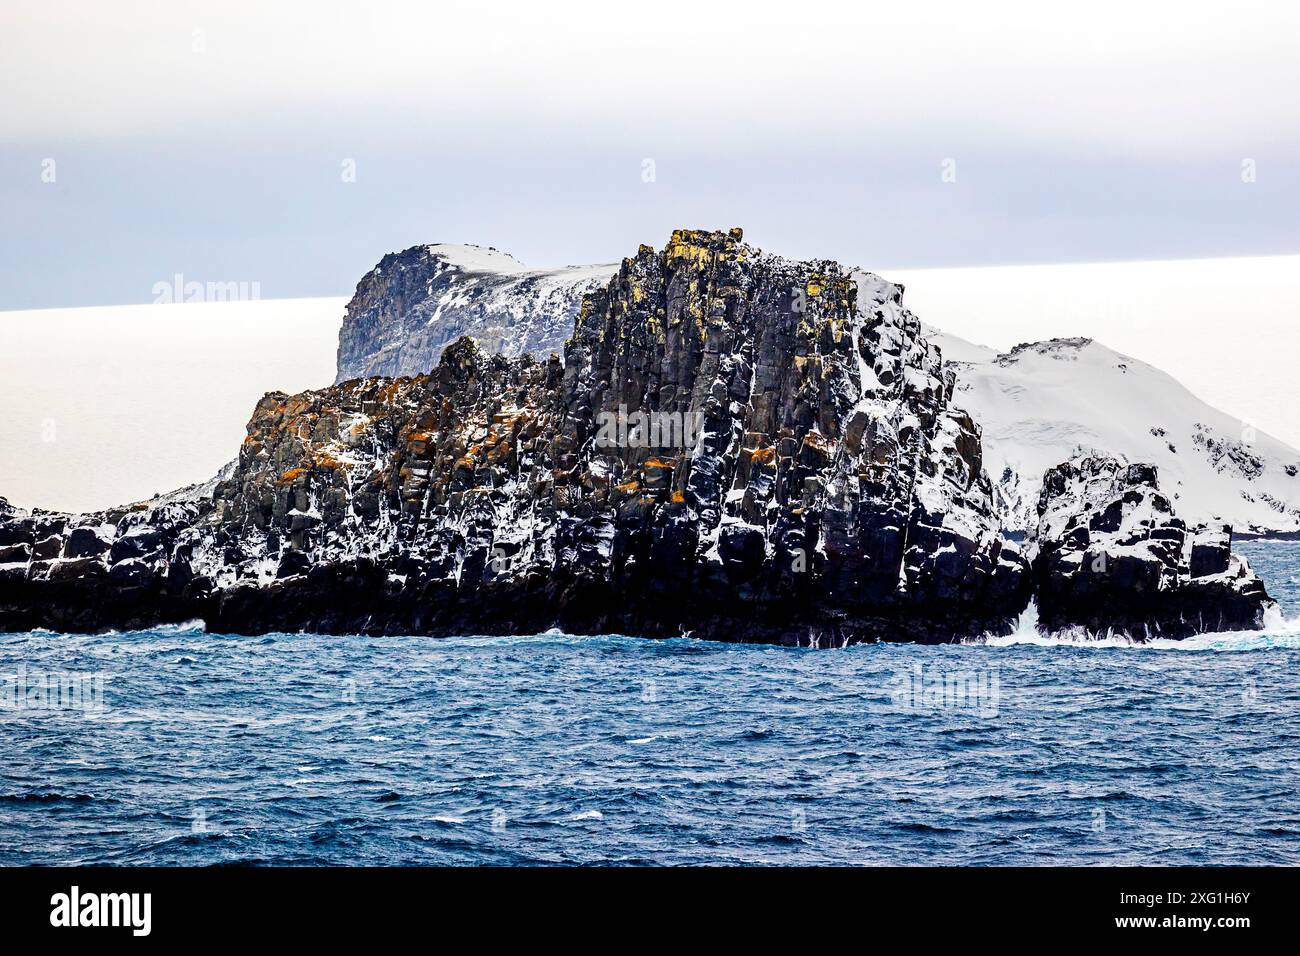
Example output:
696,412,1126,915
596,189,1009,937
0,541,1296,864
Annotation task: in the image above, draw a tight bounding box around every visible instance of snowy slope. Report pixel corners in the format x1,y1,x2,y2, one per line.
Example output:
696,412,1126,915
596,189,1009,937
892,254,1300,453
927,329,1300,535
0,298,344,514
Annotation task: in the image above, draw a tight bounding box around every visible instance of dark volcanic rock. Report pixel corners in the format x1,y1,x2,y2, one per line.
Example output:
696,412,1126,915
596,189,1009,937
0,229,1031,644
334,243,616,383
1030,452,1273,638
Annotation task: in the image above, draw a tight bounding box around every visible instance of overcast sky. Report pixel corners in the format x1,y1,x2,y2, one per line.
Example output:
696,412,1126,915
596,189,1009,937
2,0,1298,309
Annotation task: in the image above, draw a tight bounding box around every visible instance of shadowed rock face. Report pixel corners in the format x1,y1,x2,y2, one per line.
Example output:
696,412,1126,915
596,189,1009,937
334,244,616,383
0,229,1032,643
1030,453,1274,637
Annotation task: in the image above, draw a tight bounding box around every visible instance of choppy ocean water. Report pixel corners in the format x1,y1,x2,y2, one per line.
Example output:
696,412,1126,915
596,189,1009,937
2,541,1298,866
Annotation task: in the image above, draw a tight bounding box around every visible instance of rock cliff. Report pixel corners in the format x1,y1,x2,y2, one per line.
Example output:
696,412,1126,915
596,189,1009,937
1,229,1030,643
334,243,615,382
0,230,1275,642
1030,452,1273,637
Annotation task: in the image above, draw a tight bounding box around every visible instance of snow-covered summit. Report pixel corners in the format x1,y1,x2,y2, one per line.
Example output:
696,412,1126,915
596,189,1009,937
423,243,529,274
336,244,617,382
928,330,1300,535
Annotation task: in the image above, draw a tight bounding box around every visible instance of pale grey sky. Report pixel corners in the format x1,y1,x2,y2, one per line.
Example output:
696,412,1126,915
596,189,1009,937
2,0,1299,309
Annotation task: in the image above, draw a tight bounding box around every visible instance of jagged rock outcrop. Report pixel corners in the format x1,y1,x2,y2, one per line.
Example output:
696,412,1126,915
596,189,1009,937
1,231,1274,643
340,242,1300,538
334,243,616,382
0,491,213,633
0,229,1031,644
1029,452,1274,637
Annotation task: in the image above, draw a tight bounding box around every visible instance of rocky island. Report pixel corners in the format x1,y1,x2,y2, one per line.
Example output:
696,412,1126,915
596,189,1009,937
0,229,1275,642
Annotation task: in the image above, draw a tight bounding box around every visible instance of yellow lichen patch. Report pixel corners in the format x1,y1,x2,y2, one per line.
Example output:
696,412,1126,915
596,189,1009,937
671,490,686,504
277,467,307,486
806,277,824,297
750,446,777,465
794,354,826,377
665,231,717,270
792,354,824,378
644,312,664,342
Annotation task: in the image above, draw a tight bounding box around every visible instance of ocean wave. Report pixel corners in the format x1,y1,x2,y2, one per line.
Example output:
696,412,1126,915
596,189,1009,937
966,601,1300,651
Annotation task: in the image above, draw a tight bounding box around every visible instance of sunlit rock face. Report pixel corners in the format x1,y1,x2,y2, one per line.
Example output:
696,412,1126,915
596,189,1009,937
0,229,1032,643
1029,452,1274,638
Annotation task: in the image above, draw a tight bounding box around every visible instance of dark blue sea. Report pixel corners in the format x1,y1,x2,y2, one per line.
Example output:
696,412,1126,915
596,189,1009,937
3,542,1298,866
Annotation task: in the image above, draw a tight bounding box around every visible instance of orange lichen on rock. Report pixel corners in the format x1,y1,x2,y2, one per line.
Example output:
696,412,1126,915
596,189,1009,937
406,431,434,454
277,467,308,486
